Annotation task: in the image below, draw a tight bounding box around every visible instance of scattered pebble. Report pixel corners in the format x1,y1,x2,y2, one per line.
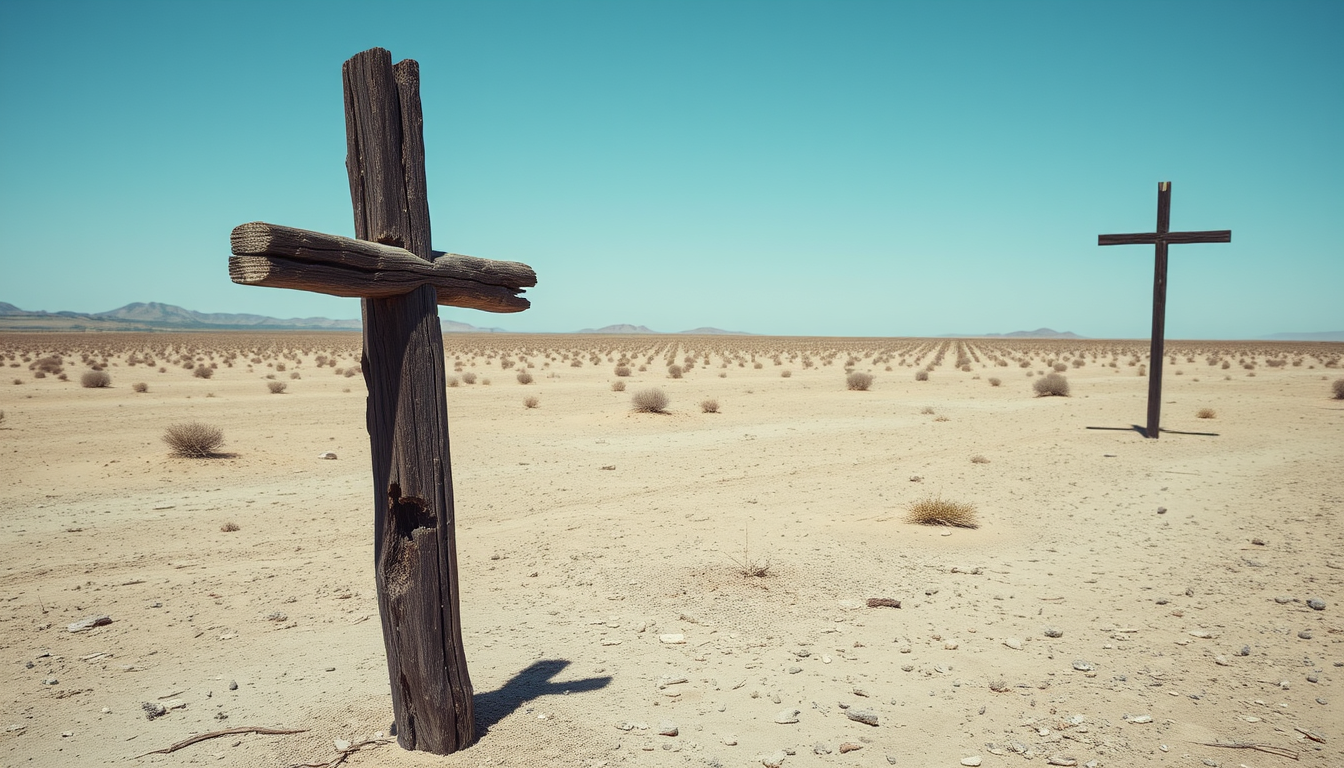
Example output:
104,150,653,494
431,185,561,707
1307,598,1326,611
1071,660,1094,672
1003,638,1023,650
67,615,112,633
659,634,685,644
845,708,879,726
1156,507,1166,515
761,751,786,768
318,452,338,460
142,702,166,720
788,666,802,674
1123,714,1153,723
333,739,351,751
1298,630,1313,640
1238,645,1250,656
813,742,831,755
722,735,737,746
228,680,238,690
1043,626,1064,638
961,757,983,767
1274,596,1293,604
838,742,862,753
657,720,678,736
1046,757,1078,766
773,709,800,724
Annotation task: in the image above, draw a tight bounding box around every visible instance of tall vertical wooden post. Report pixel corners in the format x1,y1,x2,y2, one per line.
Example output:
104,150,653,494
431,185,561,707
344,49,474,753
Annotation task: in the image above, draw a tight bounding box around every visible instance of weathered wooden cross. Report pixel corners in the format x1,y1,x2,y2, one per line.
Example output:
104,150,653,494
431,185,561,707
1099,181,1229,439
227,47,537,754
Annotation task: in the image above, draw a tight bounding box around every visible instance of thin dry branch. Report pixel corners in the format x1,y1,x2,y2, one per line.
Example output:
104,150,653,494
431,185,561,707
134,726,306,758
1193,740,1299,759
291,737,395,768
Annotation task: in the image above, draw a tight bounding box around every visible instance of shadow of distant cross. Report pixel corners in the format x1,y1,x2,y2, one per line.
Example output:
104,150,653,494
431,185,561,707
473,660,612,733
1086,425,1219,438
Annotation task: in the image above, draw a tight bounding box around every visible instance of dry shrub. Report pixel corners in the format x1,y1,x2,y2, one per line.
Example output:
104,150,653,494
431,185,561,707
970,454,990,464
700,398,719,413
1053,363,1068,372
611,380,626,392
220,522,240,532
631,387,669,413
920,406,935,415
462,372,477,384
988,377,1002,387
447,376,459,387
267,381,287,394
906,496,979,529
523,395,539,409
614,365,631,377
163,422,225,457
1196,407,1216,419
1033,372,1070,397
846,371,874,391
914,370,929,381
667,364,683,379
81,370,112,388
1333,378,1344,399
516,371,534,385
780,370,791,378
193,366,214,379
132,382,148,393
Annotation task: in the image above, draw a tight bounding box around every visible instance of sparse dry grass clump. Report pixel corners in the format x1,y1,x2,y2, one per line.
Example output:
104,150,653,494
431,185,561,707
988,377,1001,387
1333,378,1344,399
631,387,669,413
132,382,148,393
516,371,534,385
700,398,719,413
193,366,214,379
1033,372,1070,397
846,371,873,391
611,380,626,392
163,421,225,458
970,454,990,463
780,370,791,378
1196,407,1217,419
915,370,929,381
523,395,539,409
81,370,112,388
667,364,683,379
267,381,287,394
462,372,477,384
614,365,631,377
906,496,979,529
220,521,240,532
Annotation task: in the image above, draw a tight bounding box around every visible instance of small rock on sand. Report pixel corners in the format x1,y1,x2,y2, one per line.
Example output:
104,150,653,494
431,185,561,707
839,742,862,753
1307,598,1326,611
1043,626,1064,638
761,750,787,768
961,757,983,767
657,720,678,736
845,708,879,726
318,452,337,460
659,634,686,644
67,615,111,633
1003,638,1023,650
774,709,800,724
1071,660,1094,672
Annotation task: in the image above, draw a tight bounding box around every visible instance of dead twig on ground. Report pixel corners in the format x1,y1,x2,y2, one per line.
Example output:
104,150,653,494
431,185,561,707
1194,740,1299,759
134,726,306,758
291,738,395,768
1294,727,1326,743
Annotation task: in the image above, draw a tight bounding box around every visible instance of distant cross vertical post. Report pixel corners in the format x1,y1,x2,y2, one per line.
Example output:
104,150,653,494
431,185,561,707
225,47,537,753
1099,181,1230,438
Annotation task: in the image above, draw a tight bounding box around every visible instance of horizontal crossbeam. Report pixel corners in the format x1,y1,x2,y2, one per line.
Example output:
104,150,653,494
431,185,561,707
1098,230,1231,246
229,222,536,313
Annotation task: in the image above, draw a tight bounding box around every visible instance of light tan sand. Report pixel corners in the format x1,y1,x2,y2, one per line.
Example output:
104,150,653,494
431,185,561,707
0,334,1340,767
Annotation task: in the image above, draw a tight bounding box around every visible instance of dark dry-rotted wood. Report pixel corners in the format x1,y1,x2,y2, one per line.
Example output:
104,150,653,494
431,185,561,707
229,222,535,312
344,46,475,754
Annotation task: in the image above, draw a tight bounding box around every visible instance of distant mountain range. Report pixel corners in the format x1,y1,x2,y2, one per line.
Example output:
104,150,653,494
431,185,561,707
0,301,503,333
575,323,752,335
939,328,1086,339
2,303,1338,339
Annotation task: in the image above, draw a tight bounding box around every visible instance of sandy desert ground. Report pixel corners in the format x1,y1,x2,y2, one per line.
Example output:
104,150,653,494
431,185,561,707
0,332,1341,768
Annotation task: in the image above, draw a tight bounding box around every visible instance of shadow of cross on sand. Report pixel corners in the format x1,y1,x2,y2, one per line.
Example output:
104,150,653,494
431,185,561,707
471,660,613,734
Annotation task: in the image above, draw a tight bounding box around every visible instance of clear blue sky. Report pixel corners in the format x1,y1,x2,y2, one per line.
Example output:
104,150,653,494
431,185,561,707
1,0,1339,338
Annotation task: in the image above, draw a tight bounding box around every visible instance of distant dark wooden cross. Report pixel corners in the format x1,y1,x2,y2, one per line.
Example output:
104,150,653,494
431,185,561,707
226,47,537,754
1099,181,1229,438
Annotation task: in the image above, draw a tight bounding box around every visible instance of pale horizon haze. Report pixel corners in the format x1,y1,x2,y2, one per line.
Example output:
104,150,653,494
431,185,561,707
1,1,1340,339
